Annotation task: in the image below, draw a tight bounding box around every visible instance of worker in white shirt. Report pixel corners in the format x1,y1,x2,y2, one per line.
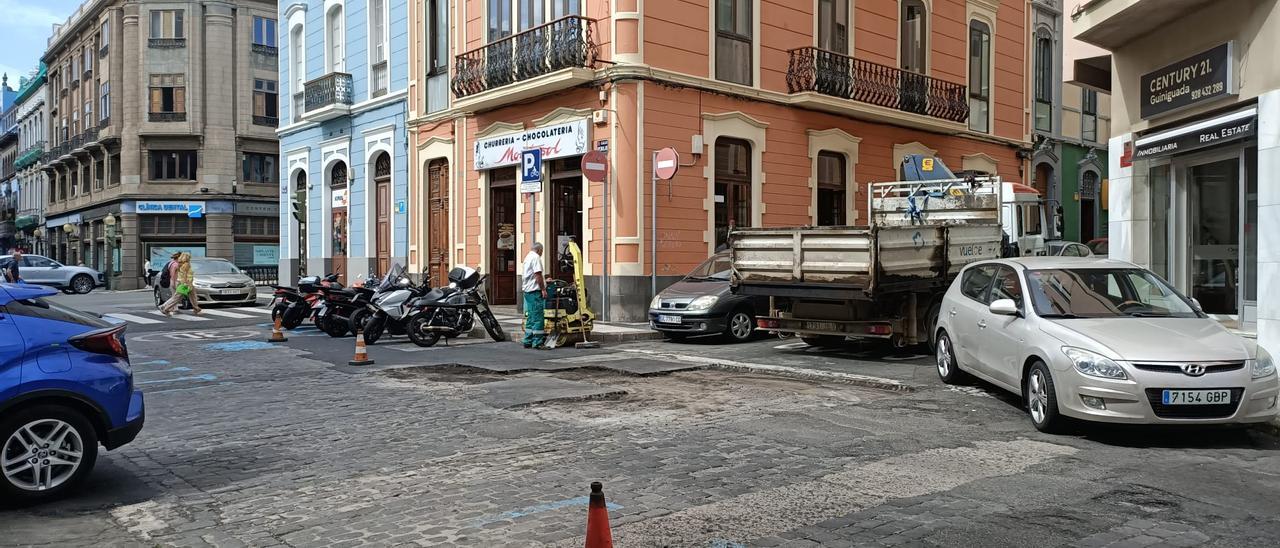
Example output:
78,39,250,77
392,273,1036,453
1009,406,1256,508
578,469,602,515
521,242,548,348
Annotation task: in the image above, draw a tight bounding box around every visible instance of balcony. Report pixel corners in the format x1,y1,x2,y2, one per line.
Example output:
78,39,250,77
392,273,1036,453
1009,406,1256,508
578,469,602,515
303,72,353,122
14,142,45,170
451,15,598,111
1072,0,1219,49
149,111,187,123
149,37,186,49
252,44,278,57
252,115,279,127
786,47,969,127
79,127,100,149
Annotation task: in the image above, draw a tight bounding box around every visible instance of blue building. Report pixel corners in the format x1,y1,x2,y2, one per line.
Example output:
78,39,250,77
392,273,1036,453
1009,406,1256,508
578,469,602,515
277,0,408,284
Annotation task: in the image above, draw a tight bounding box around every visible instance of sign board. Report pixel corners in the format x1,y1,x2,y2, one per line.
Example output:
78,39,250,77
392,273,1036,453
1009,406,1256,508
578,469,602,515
1140,42,1235,119
582,150,609,183
187,204,203,218
136,201,206,215
253,245,279,265
520,149,543,193
234,202,278,216
395,200,407,214
1132,107,1255,160
474,119,590,169
596,139,609,152
921,158,934,171
654,147,680,180
332,188,348,208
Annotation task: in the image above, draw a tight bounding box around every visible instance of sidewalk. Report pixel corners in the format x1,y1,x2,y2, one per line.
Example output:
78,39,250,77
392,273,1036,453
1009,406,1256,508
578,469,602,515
487,305,661,343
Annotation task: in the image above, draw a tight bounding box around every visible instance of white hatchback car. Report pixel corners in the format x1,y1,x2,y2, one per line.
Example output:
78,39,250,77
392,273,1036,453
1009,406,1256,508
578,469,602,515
934,257,1278,433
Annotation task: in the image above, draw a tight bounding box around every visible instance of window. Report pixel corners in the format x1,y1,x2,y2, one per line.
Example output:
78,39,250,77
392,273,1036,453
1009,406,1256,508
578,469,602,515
1021,203,1043,236
253,79,278,125
149,74,186,117
138,215,206,235
968,20,991,133
99,82,110,122
1026,269,1199,318
326,6,344,72
427,0,448,76
1082,88,1098,142
960,264,996,302
149,150,197,180
83,99,92,126
150,10,185,39
518,0,544,30
83,45,93,74
900,0,927,73
242,153,278,184
233,216,280,236
714,138,752,248
487,0,513,42
989,267,1024,307
253,16,277,47
816,151,846,226
370,0,388,96
715,0,753,85
817,0,848,54
551,0,581,18
71,56,79,84
3,298,111,329
100,20,109,53
1034,36,1052,132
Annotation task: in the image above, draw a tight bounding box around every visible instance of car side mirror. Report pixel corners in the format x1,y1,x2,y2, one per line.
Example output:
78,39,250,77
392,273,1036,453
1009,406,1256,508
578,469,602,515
51,263,61,269
989,299,1020,317
1189,298,1203,312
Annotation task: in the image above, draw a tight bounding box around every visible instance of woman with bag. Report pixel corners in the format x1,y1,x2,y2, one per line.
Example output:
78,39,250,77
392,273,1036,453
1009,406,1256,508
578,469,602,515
159,252,202,316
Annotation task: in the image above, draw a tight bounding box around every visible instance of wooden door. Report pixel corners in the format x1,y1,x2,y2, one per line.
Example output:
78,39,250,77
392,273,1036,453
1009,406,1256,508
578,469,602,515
374,153,391,275
427,160,450,287
489,184,517,305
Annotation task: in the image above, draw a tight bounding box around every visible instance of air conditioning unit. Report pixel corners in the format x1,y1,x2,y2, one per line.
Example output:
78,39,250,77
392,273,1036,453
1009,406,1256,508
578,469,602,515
592,109,609,126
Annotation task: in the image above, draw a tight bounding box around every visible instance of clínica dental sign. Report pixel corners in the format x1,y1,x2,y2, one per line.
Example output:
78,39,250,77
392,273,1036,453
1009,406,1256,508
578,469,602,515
1140,42,1235,119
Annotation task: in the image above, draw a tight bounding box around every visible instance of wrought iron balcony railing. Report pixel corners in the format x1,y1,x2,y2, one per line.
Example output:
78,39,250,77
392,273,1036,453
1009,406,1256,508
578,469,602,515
252,115,279,127
14,142,45,170
149,38,186,49
451,15,599,99
81,127,99,146
786,47,969,124
304,72,354,112
251,44,278,57
149,111,187,122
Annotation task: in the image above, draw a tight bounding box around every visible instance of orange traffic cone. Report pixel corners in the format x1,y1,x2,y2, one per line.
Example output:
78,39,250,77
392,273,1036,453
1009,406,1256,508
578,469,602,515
348,328,374,366
267,316,288,343
585,482,613,548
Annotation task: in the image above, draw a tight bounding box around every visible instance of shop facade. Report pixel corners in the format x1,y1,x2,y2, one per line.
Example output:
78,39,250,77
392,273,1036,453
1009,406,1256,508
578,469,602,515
1073,0,1280,349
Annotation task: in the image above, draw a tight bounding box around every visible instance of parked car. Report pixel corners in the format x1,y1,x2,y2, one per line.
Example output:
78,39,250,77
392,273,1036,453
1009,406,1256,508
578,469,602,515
648,252,764,342
153,258,259,307
0,282,144,503
0,254,103,294
934,257,1278,433
1087,238,1109,256
1047,241,1093,257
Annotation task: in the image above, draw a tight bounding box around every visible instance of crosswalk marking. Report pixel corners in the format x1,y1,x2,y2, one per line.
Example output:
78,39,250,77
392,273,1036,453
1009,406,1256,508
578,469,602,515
231,307,274,315
147,311,211,322
198,309,255,319
103,313,164,325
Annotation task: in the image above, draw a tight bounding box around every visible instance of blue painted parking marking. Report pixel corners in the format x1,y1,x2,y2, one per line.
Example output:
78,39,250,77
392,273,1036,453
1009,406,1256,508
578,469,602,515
137,374,218,385
202,340,277,352
148,381,236,394
135,367,193,375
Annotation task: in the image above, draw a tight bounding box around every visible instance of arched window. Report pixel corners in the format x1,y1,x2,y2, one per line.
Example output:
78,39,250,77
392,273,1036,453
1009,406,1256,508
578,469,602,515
330,161,347,188
714,137,752,248
968,19,991,133
900,0,927,74
326,6,344,73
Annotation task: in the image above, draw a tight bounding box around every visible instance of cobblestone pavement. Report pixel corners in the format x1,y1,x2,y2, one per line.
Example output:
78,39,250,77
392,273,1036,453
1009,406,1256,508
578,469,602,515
2,327,1279,547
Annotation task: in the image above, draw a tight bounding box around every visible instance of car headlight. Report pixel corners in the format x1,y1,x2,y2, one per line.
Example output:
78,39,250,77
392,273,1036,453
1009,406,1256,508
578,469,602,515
685,295,719,311
193,281,210,288
1062,347,1128,380
1253,347,1276,379
649,295,662,310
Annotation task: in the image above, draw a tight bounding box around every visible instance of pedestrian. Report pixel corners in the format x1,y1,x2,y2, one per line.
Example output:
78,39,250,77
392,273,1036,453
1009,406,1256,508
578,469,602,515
521,242,548,349
143,258,153,287
159,252,201,316
1,249,21,283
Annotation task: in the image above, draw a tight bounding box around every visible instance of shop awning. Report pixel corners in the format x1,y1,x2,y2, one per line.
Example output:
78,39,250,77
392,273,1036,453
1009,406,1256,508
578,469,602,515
1133,107,1256,160
14,215,38,229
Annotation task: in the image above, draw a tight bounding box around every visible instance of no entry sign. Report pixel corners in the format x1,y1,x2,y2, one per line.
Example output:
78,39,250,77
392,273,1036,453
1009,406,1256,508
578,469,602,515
654,147,679,180
582,150,609,182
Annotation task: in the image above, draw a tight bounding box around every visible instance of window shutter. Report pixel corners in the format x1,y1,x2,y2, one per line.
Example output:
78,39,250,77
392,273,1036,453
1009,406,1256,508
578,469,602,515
150,88,162,113
174,87,186,113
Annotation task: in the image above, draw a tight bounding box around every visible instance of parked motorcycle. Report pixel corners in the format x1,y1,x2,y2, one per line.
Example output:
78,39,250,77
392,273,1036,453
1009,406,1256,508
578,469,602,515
404,266,506,347
270,273,340,329
348,264,429,344
314,274,382,338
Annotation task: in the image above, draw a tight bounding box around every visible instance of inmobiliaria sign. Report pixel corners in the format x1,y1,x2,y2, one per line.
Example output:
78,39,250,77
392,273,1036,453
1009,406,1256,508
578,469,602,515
473,119,590,170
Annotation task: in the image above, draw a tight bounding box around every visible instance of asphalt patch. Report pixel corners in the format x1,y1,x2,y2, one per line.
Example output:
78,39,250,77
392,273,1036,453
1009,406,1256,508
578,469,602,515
473,377,627,409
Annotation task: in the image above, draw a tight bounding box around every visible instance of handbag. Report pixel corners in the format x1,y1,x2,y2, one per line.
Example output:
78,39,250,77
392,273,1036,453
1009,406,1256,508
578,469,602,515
176,283,192,296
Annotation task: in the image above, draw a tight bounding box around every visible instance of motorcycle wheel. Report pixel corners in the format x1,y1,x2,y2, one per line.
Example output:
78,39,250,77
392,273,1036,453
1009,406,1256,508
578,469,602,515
271,303,288,322
363,314,387,345
282,308,306,330
407,316,441,348
348,309,371,337
319,314,350,338
479,309,507,342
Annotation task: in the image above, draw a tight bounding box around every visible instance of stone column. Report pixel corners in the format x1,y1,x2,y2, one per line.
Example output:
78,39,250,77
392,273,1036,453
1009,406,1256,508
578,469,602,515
1257,91,1280,355
199,3,238,193
206,212,234,262
120,4,141,189
118,212,140,290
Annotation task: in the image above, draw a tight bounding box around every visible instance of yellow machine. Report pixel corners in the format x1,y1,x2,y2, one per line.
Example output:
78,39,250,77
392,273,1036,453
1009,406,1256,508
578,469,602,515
543,240,595,348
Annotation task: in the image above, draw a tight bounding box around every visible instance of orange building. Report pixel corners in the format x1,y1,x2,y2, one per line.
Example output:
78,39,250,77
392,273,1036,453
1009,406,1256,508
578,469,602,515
408,0,1031,321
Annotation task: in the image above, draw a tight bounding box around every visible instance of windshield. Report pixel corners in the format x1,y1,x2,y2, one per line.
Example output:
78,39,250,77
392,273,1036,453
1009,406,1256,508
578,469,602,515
1026,268,1200,318
379,264,405,291
191,260,241,275
685,254,732,280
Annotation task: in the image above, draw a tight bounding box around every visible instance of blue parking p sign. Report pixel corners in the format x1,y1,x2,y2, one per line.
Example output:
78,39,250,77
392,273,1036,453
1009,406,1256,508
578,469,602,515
520,149,543,193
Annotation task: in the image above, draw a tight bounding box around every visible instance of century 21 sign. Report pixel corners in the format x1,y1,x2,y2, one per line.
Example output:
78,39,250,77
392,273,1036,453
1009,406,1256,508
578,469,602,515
1140,42,1235,119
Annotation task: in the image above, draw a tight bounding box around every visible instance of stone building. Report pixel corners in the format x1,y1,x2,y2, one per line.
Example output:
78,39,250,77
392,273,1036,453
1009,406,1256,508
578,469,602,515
40,0,280,288
406,0,1033,320
12,65,51,254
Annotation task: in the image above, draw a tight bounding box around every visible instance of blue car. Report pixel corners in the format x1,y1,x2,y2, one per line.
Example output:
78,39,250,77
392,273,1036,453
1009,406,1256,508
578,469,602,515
0,283,144,503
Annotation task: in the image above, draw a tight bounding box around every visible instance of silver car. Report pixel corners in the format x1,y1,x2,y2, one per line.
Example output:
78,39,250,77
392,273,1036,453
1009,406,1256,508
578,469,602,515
935,257,1278,433
0,254,103,294
153,258,258,306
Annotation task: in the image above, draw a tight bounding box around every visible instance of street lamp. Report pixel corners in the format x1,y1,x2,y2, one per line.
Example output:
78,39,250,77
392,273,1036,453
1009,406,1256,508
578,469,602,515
104,214,117,291
62,223,75,265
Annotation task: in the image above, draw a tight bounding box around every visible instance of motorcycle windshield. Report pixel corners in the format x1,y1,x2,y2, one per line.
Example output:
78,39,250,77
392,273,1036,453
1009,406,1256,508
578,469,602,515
378,264,405,292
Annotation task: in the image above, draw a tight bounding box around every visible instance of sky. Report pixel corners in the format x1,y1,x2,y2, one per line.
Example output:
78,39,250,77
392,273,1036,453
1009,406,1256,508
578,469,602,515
0,0,82,95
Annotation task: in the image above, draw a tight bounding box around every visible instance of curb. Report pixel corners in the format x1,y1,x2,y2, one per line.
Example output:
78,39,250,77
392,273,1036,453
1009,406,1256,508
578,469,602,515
469,326,664,343
617,349,919,393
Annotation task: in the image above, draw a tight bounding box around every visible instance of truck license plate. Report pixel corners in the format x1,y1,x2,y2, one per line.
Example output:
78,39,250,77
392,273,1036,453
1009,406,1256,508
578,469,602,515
657,314,682,324
1161,389,1231,405
804,321,838,332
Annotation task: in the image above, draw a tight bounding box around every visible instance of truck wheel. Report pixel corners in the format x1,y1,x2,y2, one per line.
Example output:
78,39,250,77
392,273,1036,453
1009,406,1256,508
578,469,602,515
801,336,844,348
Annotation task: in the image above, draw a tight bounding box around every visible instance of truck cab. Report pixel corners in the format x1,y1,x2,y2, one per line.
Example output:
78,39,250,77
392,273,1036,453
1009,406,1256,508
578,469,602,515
999,182,1051,257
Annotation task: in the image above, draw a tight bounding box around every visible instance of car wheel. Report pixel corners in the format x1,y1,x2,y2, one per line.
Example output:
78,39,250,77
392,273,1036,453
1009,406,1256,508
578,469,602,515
71,275,94,294
0,405,100,503
935,332,969,384
1026,361,1065,433
724,310,754,342
154,288,164,308
924,302,942,352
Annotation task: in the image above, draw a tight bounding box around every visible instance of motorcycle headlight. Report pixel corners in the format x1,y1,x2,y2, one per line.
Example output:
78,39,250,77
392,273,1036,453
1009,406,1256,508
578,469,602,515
1062,347,1128,380
1253,347,1276,379
649,295,662,310
685,295,719,312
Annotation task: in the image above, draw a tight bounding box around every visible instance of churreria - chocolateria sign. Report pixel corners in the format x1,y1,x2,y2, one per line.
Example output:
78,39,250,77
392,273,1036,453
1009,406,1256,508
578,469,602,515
1140,42,1235,119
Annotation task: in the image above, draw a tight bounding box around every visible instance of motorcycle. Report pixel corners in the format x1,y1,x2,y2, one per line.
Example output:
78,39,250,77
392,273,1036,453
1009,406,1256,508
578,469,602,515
314,273,382,338
348,264,429,345
404,266,506,347
270,273,340,329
